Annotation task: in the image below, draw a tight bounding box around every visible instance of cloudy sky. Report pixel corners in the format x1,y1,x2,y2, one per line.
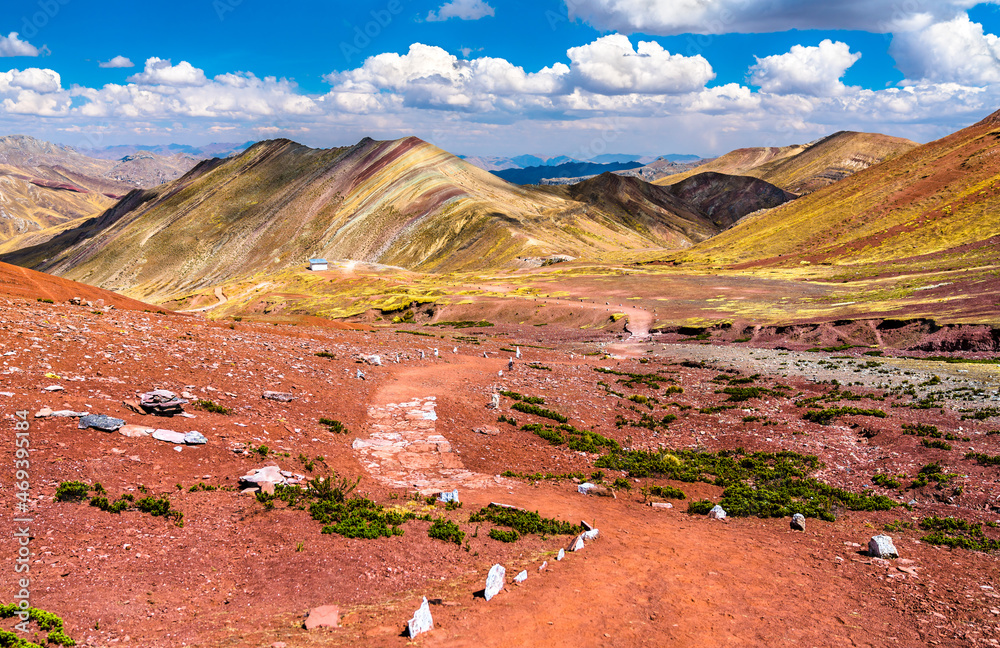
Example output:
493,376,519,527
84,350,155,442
3,0,1000,157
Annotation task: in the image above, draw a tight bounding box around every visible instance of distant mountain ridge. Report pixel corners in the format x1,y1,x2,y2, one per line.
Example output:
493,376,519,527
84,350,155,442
73,141,254,160
492,160,644,185
0,134,200,241
655,131,918,195
0,137,789,304
673,110,1000,272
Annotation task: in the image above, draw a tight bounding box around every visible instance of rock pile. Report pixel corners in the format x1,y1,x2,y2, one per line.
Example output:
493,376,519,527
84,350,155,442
139,389,188,416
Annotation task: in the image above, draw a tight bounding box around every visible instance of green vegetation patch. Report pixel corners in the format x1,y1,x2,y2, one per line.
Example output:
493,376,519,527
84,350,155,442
500,470,586,482
319,417,348,434
488,528,520,543
254,474,425,539
57,482,183,525
910,462,954,488
965,452,1000,467
429,320,493,328
924,356,1000,365
192,399,231,415
593,367,678,390
615,412,676,430
871,474,904,489
803,407,887,425
596,448,895,521
919,516,1000,552
427,518,465,545
645,485,687,500
0,605,76,647
500,391,544,404
470,504,583,538
511,401,568,423
53,481,89,503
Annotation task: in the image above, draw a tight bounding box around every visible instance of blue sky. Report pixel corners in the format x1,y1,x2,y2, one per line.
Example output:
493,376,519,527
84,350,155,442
2,0,1000,156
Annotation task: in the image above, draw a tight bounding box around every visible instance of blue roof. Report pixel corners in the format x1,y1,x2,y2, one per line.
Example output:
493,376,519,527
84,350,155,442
309,258,327,264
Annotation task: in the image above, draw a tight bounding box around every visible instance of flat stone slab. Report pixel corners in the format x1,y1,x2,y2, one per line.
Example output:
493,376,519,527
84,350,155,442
263,391,295,402
51,410,87,418
569,535,585,552
78,414,125,432
407,597,433,638
152,429,186,444
304,605,339,630
119,424,155,438
485,564,505,601
514,570,527,584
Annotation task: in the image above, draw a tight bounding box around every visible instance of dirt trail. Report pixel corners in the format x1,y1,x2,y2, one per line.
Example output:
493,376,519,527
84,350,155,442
339,350,924,648
354,356,510,494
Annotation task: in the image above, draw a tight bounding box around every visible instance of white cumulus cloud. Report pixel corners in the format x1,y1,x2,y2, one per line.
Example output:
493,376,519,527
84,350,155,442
891,14,1000,85
565,0,995,35
99,55,134,69
426,0,495,21
567,34,715,95
750,39,862,96
4,68,62,93
128,57,208,87
0,32,40,57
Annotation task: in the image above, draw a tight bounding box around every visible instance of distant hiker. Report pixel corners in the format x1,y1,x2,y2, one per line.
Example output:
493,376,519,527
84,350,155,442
508,358,514,371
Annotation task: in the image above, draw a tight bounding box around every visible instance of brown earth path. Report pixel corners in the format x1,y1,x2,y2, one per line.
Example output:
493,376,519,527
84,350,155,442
332,350,926,648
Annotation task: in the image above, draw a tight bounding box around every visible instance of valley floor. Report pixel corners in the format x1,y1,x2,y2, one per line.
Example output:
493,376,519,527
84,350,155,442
0,296,998,647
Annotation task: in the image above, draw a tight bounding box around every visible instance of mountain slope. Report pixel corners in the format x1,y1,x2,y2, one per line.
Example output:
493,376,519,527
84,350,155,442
653,145,806,187
672,110,1000,269
3,137,724,302
655,131,917,196
666,172,796,228
0,260,171,312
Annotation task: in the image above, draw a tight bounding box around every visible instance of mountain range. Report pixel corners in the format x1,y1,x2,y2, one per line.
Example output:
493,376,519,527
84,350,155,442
1,111,996,327
654,131,917,196
0,137,789,303
0,135,202,241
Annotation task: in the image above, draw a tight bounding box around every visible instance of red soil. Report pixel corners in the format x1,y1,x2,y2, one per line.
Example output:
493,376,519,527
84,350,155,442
0,290,997,648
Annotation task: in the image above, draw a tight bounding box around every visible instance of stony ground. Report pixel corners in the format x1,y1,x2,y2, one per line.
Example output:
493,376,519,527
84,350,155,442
0,296,998,647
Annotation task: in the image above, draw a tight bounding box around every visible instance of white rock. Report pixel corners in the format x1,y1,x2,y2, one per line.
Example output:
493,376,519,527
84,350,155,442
791,513,806,531
485,564,506,601
152,429,186,444
407,597,433,638
557,548,565,561
538,561,547,571
868,535,898,559
183,431,208,445
708,505,727,520
514,570,527,584
582,529,599,542
569,535,585,552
